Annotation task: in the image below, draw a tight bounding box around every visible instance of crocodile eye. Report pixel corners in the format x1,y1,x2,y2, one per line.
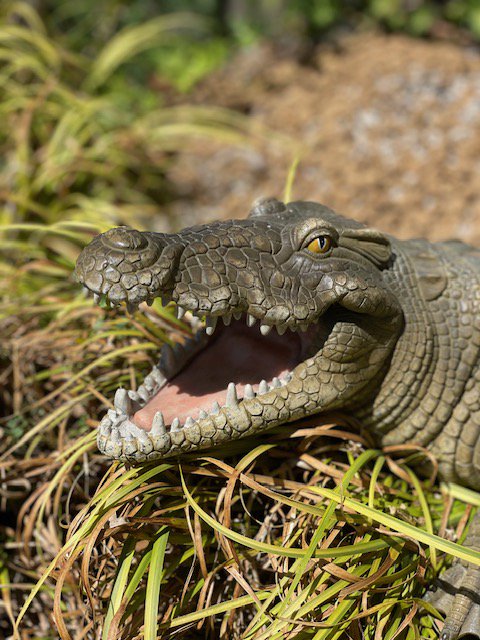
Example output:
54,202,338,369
306,235,332,254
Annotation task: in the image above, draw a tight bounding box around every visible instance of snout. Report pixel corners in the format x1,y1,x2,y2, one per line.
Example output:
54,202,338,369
75,227,182,305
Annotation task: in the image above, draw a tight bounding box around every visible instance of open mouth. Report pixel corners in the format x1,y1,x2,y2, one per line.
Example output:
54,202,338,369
92,294,325,461
134,319,301,427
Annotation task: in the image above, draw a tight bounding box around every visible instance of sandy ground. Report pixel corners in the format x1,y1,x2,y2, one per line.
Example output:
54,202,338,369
163,32,480,245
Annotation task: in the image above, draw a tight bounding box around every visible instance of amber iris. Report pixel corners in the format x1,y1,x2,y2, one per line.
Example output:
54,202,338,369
306,235,332,254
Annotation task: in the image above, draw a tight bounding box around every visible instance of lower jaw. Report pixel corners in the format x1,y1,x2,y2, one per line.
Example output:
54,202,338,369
97,365,325,461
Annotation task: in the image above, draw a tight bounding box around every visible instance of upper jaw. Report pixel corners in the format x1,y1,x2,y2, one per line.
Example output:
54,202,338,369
80,278,321,335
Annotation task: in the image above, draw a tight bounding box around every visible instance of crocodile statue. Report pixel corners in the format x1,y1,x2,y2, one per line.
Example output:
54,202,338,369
75,197,480,639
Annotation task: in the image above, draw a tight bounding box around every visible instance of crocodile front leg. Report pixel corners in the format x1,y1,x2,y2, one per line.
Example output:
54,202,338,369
426,512,480,639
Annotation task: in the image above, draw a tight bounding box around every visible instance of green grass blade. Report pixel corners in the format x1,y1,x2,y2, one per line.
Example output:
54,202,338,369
308,484,480,565
144,526,169,640
102,538,136,640
180,466,390,558
85,14,207,91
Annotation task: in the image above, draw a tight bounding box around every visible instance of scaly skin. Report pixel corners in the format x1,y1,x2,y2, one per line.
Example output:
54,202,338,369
75,198,480,639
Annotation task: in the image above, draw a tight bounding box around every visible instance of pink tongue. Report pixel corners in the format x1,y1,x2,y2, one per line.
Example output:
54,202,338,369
133,323,300,430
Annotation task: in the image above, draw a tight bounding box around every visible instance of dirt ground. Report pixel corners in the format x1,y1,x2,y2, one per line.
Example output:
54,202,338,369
164,31,480,245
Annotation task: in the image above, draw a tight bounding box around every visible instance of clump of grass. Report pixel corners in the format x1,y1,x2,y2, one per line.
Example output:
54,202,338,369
11,414,480,639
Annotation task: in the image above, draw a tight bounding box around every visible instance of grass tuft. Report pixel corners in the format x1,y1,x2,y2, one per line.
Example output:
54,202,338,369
8,413,480,639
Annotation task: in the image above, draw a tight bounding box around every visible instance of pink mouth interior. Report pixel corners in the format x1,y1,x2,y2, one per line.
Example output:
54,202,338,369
133,321,304,430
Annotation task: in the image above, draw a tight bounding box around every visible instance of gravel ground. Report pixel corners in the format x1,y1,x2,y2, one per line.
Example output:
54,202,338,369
164,32,480,244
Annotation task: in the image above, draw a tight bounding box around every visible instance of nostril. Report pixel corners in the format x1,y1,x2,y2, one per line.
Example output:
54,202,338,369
103,227,147,250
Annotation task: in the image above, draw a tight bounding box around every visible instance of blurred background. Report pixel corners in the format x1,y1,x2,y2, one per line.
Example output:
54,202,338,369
1,0,479,245
0,2,480,637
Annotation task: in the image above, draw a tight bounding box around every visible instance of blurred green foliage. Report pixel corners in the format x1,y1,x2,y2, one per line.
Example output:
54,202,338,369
241,0,480,39
36,0,480,41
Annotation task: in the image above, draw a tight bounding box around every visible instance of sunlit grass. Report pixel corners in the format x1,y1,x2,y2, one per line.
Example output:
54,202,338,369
10,416,480,639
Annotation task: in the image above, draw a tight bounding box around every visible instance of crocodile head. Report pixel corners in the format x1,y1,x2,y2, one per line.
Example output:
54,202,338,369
75,198,404,461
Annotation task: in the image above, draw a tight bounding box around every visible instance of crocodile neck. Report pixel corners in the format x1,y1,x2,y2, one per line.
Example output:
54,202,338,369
359,241,479,457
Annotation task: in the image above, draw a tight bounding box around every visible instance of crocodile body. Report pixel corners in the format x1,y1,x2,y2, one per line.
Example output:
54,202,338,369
75,198,480,639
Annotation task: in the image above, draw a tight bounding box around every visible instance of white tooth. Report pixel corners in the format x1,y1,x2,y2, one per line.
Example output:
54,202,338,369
184,416,195,428
300,324,308,332
114,388,131,414
127,302,136,314
258,380,269,395
212,401,221,414
144,373,156,390
83,286,90,298
151,411,166,435
276,324,287,336
93,293,101,304
122,432,138,456
137,386,150,402
171,417,181,431
247,314,256,327
222,314,232,326
226,382,238,408
190,315,203,329
289,326,297,333
244,384,255,400
134,425,153,453
272,377,281,388
283,373,293,383
138,429,150,443
151,366,166,387
260,324,272,336
205,316,217,336
128,390,141,401
107,408,117,420
176,305,186,320
233,311,242,321
199,410,208,419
